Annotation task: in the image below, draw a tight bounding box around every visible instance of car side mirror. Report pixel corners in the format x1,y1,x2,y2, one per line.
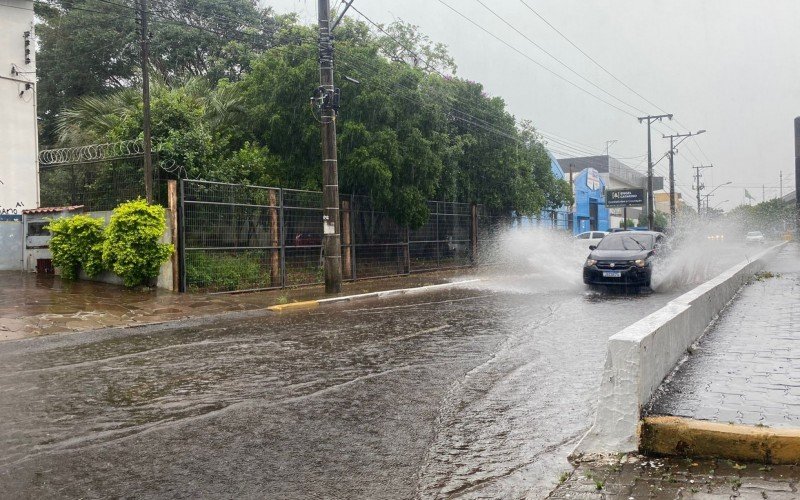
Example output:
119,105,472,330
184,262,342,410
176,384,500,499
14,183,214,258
589,245,597,251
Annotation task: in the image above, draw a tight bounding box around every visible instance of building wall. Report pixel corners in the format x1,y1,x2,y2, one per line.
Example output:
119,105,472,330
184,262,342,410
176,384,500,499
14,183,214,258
572,168,609,234
0,0,38,217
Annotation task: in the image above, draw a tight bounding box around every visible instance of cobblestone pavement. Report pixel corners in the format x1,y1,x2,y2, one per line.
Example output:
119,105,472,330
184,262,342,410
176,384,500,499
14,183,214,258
0,270,459,341
648,243,800,428
548,455,800,499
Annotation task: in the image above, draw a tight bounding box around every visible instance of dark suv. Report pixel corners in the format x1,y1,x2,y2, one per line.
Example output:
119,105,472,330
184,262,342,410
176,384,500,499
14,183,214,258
582,231,666,288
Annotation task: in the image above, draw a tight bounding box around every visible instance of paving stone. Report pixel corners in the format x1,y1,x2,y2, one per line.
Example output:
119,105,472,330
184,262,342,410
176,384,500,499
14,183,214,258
648,245,800,429
547,457,800,500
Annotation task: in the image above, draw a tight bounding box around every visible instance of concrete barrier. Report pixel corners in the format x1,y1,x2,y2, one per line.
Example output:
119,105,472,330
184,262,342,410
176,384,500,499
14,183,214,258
573,242,787,455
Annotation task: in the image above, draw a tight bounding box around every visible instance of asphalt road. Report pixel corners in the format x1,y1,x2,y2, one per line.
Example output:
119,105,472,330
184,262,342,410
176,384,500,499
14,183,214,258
0,240,756,499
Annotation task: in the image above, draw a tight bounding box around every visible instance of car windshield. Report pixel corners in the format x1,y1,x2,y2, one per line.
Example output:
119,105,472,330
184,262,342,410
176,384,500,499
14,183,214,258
596,233,654,251
747,232,762,236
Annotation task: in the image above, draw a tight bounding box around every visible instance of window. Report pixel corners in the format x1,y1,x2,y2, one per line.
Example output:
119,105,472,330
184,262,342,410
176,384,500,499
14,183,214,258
27,222,50,237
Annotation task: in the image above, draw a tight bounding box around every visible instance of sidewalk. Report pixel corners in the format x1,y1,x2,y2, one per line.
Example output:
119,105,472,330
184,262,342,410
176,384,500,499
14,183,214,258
548,454,800,499
550,243,800,498
648,243,800,429
0,270,465,342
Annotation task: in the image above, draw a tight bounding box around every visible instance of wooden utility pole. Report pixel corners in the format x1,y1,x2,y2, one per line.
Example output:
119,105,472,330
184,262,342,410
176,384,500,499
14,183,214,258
638,114,672,229
693,165,713,216
317,0,342,293
139,0,153,203
663,130,705,224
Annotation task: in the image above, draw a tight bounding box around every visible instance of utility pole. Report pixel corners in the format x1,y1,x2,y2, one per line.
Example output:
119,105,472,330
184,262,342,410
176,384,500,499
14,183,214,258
316,0,348,293
663,130,705,225
138,0,153,204
780,171,783,199
762,184,765,203
693,165,713,216
605,139,617,157
638,114,672,229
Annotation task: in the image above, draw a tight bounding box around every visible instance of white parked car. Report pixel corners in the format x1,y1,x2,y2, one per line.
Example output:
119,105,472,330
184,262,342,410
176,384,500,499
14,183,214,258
574,231,608,250
745,231,765,244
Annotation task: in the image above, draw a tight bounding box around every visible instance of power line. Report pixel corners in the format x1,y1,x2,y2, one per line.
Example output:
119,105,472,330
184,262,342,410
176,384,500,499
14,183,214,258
473,0,647,116
517,0,669,117
433,0,638,118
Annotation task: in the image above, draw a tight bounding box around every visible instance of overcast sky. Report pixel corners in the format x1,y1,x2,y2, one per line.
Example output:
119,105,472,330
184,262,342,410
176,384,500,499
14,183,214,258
264,0,800,211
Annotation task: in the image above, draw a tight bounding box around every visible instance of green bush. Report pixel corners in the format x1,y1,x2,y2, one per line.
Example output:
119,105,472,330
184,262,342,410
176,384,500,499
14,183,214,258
102,199,174,287
45,215,106,280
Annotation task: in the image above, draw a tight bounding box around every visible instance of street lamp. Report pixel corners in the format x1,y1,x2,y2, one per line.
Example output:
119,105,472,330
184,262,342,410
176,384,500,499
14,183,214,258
706,181,732,197
703,181,732,216
713,200,729,210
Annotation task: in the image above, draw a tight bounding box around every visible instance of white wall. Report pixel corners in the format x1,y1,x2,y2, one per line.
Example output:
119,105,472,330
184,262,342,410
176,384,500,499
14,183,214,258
0,0,38,216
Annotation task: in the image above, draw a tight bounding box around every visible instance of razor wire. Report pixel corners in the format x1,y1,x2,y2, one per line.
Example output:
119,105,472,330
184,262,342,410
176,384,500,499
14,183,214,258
39,140,145,166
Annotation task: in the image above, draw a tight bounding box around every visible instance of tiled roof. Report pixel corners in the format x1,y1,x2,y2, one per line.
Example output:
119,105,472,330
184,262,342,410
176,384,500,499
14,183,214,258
22,205,84,215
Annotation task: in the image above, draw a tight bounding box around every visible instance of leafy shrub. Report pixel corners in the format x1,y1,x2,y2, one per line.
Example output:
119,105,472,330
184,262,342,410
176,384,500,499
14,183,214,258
45,215,106,280
102,199,174,287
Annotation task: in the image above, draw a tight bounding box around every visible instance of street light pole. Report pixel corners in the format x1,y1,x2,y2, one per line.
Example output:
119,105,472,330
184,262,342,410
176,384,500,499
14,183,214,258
639,114,672,229
663,130,706,224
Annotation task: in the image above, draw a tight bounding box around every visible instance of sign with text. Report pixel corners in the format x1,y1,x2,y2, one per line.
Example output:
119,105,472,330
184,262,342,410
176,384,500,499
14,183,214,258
606,189,644,207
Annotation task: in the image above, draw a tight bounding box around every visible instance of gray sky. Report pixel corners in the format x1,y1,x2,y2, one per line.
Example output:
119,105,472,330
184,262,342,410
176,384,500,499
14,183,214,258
264,0,800,211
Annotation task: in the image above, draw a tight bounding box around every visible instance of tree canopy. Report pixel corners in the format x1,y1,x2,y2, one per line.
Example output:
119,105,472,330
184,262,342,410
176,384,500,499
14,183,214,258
36,4,573,228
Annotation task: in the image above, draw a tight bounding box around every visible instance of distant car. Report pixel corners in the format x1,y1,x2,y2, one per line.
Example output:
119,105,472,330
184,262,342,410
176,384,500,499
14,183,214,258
583,231,666,289
608,228,628,233
745,231,765,244
574,231,608,250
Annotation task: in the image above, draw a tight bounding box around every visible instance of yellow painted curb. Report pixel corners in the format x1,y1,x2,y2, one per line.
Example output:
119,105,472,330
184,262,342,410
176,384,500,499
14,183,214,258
641,416,800,464
267,300,320,312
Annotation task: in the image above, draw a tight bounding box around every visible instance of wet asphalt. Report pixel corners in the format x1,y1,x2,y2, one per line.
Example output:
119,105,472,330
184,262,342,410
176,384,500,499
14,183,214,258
0,242,755,499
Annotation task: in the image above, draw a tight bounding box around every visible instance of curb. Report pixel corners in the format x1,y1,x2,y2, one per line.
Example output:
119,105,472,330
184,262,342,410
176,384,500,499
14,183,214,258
641,416,800,464
266,279,482,312
574,242,788,455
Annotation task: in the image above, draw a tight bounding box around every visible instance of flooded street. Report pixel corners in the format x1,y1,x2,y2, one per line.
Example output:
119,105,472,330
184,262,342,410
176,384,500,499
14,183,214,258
0,240,755,498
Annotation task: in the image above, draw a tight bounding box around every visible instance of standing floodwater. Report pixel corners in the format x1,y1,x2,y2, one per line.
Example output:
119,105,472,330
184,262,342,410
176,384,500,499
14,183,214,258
0,227,759,498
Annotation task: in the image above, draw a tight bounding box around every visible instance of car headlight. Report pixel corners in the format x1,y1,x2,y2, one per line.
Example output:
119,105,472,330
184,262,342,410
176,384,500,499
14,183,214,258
634,259,647,268
585,259,597,267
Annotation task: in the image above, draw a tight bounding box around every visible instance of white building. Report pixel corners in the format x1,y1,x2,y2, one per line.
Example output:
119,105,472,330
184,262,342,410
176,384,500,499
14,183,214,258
0,0,38,217
0,0,37,270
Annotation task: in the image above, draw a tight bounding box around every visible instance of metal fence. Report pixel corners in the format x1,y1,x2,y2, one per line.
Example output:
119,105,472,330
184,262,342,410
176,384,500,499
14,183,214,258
38,141,167,211
180,179,482,293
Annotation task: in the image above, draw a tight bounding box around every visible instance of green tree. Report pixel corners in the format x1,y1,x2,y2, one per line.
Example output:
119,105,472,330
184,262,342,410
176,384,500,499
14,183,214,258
34,0,287,146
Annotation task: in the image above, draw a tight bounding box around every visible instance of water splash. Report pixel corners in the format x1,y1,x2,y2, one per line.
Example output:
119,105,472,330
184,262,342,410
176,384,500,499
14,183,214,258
474,226,589,292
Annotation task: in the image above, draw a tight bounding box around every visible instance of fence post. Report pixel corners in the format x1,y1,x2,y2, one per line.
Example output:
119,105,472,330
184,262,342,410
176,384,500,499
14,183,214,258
167,180,179,291
470,203,478,264
269,189,280,287
341,198,352,279
404,227,410,274
279,189,286,288
178,179,187,292
350,194,357,280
